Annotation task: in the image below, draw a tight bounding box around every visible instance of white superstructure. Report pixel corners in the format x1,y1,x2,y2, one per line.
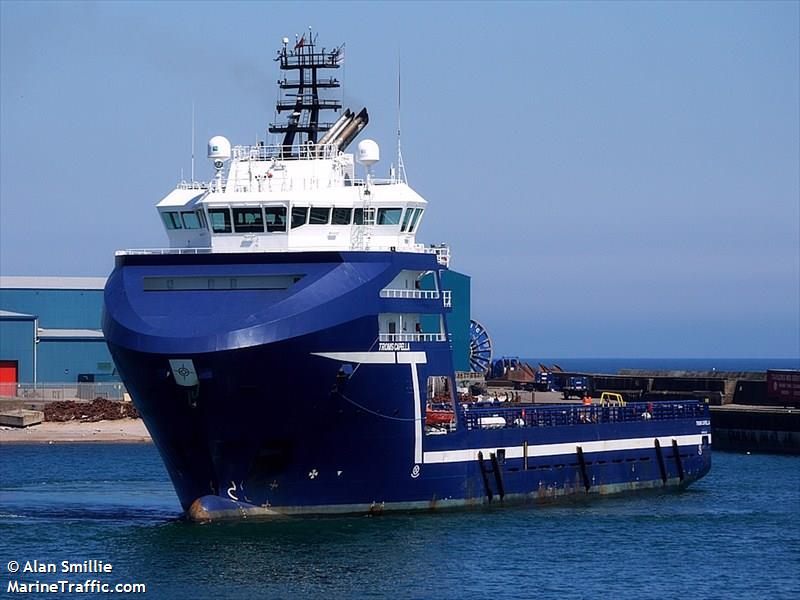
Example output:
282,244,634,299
120,33,449,267
151,139,432,257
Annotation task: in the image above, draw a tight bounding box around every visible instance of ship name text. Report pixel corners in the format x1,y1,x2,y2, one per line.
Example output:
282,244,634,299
378,342,411,351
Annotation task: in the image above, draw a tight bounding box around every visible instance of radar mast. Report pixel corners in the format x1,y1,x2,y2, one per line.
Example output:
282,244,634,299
270,30,344,149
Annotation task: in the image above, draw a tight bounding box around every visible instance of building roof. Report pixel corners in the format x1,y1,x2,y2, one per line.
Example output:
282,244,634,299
0,309,36,320
38,328,105,340
0,276,107,290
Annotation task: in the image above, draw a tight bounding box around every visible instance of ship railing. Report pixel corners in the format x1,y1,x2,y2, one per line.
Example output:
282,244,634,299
231,142,339,161
176,181,209,191
116,248,215,256
379,289,440,300
351,178,404,186
378,333,447,343
461,400,708,431
414,244,450,267
116,245,451,258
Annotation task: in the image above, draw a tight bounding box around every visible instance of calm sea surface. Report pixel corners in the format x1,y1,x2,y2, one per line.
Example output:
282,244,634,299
1,445,798,599
2,358,799,598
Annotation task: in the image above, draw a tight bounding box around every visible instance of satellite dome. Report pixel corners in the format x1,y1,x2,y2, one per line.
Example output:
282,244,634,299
357,139,380,166
208,136,231,161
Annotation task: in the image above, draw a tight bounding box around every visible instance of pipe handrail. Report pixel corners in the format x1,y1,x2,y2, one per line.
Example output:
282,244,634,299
461,400,708,431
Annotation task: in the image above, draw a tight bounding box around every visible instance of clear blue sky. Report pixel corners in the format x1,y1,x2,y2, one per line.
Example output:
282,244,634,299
1,1,798,359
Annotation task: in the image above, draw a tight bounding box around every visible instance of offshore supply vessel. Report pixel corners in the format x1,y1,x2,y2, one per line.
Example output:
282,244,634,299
102,34,711,521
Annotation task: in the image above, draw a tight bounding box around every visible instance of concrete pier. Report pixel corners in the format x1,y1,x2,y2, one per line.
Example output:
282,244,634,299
0,409,44,428
710,405,800,455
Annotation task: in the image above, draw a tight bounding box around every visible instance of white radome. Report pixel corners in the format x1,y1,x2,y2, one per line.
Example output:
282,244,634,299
357,139,380,166
207,136,232,161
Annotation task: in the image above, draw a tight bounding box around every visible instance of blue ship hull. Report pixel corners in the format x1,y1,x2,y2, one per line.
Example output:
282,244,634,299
103,251,711,521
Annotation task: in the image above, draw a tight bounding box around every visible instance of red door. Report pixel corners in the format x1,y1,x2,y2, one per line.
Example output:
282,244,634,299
0,360,18,397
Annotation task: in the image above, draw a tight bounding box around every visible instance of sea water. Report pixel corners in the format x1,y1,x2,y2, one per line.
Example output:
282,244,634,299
1,444,798,599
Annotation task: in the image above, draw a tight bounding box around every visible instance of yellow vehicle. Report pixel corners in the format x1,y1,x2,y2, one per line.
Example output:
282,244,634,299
600,392,626,407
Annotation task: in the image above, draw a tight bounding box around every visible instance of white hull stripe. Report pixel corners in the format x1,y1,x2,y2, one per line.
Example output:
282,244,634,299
312,351,427,365
422,433,709,464
411,362,423,463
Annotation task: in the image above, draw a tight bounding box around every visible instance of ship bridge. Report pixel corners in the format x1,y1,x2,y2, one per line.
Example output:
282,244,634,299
120,32,448,267
144,141,443,261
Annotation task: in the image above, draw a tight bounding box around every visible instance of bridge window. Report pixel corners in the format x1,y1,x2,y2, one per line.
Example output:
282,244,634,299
408,208,423,232
353,208,364,225
377,208,402,225
309,207,331,224
291,206,308,229
143,274,304,291
400,208,414,232
233,208,264,233
181,211,203,229
264,206,287,232
161,211,182,230
332,208,352,225
208,208,232,233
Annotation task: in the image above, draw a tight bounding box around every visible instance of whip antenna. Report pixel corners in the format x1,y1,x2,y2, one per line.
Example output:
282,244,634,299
191,101,196,182
396,53,407,183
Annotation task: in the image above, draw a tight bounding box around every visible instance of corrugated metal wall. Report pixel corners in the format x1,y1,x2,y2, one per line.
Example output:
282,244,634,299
0,285,116,384
36,339,116,382
0,317,36,382
0,289,103,329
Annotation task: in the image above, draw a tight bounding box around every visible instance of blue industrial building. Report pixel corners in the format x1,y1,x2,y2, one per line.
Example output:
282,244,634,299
0,277,117,386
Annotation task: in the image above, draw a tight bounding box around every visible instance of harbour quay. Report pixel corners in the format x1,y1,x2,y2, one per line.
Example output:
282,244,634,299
619,368,800,454
481,364,800,455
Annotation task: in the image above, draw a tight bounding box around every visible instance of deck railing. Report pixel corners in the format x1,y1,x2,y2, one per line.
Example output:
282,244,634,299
461,401,708,431
232,142,340,161
378,333,447,343
117,244,452,260
424,245,450,267
176,181,209,190
380,289,440,300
